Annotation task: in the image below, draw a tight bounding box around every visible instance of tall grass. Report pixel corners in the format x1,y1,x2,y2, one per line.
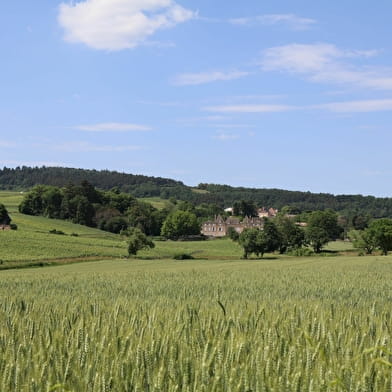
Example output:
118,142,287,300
0,256,391,391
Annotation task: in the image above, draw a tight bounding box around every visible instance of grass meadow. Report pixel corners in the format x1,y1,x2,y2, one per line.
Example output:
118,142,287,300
1,191,392,391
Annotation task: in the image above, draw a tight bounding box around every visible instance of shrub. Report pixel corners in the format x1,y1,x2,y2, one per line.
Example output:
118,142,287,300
49,229,65,235
173,253,194,260
287,247,314,257
10,223,18,230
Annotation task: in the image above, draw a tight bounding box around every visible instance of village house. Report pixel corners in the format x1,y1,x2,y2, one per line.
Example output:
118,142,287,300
202,215,264,237
257,207,278,218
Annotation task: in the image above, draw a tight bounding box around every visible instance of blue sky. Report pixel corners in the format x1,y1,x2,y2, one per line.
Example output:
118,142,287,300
1,1,392,196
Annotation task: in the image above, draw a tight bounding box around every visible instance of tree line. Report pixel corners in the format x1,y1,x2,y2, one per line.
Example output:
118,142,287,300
18,182,219,238
2,166,392,218
231,210,392,258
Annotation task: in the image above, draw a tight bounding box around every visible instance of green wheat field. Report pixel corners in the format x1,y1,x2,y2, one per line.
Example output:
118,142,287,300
0,192,391,391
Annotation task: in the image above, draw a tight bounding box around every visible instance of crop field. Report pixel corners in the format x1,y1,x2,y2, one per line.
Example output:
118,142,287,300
1,256,392,392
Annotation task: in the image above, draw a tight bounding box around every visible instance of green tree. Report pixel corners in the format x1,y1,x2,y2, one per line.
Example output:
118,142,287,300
233,200,257,217
161,211,200,240
227,226,240,242
262,219,282,253
306,226,329,253
348,229,375,254
238,228,266,259
127,201,161,236
275,216,305,253
368,218,392,255
305,210,343,252
128,228,155,256
72,195,95,226
0,203,11,225
307,210,343,240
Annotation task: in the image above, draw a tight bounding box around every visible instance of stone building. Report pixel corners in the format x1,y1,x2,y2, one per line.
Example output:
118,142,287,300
257,207,278,218
202,215,264,237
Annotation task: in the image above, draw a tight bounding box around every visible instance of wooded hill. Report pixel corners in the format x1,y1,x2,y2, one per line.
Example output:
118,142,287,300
1,166,392,218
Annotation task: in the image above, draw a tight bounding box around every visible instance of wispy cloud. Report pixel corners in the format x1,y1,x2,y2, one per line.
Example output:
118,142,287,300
318,99,392,113
205,98,392,114
204,104,296,113
229,14,316,30
58,0,196,51
261,43,392,90
73,123,152,132
173,70,250,86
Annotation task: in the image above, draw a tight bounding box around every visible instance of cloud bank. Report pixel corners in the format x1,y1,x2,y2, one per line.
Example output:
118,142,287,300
58,0,196,50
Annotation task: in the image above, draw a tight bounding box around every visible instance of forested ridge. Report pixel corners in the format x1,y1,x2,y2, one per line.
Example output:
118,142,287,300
2,166,392,218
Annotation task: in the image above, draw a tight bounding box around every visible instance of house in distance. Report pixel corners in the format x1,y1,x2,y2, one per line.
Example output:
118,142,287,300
202,215,264,238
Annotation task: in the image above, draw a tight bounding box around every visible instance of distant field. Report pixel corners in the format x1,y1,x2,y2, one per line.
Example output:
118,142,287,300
0,191,24,212
0,191,127,268
0,256,391,391
137,196,170,209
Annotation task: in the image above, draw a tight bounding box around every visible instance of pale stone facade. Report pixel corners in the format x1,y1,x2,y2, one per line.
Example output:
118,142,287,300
202,215,264,237
257,207,278,218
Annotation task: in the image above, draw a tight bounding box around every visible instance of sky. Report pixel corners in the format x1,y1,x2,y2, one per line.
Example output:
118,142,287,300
1,1,392,197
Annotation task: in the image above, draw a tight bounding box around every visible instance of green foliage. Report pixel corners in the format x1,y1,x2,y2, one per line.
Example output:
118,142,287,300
306,226,330,253
368,218,392,255
227,226,240,241
232,200,257,217
307,210,343,240
305,210,343,253
348,229,376,254
173,253,194,260
127,201,164,235
127,228,155,256
0,203,11,225
238,228,266,258
3,166,392,219
161,210,200,240
49,229,65,235
262,219,282,253
101,216,129,234
275,216,305,253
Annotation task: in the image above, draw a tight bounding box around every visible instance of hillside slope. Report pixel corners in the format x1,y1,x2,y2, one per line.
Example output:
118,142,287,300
1,166,392,217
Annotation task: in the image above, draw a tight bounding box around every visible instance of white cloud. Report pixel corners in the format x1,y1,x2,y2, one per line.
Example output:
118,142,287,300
73,122,151,132
318,99,392,113
205,98,392,114
229,14,316,30
173,70,249,86
58,0,196,51
261,43,392,90
204,104,296,113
